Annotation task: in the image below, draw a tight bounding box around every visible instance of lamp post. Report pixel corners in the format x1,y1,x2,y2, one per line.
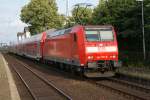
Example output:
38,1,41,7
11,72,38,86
136,0,146,60
64,0,69,26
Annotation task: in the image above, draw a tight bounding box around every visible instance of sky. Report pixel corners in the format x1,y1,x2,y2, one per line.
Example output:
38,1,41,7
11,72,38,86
0,0,99,44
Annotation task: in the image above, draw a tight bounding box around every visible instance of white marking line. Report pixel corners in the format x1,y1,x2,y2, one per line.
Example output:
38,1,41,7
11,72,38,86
86,47,99,53
105,46,117,52
86,46,117,53
1,53,21,100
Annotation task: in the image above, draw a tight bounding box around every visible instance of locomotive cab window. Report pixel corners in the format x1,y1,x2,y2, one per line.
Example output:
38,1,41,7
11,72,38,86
100,29,114,41
85,31,99,41
85,28,114,41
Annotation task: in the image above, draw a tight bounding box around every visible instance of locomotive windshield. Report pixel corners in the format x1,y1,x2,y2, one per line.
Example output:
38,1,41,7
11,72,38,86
85,28,114,41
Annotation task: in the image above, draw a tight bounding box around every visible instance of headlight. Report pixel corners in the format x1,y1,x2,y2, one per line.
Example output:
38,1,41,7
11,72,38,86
113,55,116,58
88,56,94,59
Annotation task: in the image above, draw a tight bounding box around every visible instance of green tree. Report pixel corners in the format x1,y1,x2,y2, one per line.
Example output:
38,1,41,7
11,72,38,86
92,0,143,51
92,0,150,61
93,0,139,33
20,0,64,34
71,6,93,25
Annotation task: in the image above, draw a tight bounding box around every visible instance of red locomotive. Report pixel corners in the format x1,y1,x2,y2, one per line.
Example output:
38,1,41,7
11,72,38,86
10,25,121,77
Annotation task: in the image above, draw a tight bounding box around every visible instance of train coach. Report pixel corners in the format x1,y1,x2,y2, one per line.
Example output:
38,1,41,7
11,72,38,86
10,25,121,77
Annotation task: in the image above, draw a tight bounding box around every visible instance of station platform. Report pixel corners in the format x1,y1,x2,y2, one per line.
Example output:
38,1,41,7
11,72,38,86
0,53,20,100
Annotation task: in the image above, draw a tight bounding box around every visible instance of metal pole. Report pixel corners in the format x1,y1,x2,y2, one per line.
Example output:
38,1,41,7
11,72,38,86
66,0,69,17
142,1,146,60
65,0,69,25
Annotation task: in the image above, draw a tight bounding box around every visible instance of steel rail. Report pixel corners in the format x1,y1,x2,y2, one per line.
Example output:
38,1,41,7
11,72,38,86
94,80,149,100
107,77,150,93
14,58,72,100
11,64,37,100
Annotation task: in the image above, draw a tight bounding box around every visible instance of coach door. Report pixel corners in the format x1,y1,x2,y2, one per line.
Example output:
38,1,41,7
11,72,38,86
36,41,41,58
71,33,78,65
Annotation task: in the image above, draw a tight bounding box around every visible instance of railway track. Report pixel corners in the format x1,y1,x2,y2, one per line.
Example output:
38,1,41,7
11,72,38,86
7,55,72,100
90,78,150,100
5,54,150,100
107,77,150,93
115,73,150,87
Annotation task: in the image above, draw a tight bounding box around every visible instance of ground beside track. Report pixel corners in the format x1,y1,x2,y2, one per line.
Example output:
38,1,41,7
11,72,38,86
0,53,20,100
5,54,68,100
118,66,150,80
117,66,150,86
4,53,127,100
7,60,34,100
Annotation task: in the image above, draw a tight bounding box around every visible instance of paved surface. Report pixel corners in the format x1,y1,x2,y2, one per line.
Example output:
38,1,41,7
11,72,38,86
0,53,20,100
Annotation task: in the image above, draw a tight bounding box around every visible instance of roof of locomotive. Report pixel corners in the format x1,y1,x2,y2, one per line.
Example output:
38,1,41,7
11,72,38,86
84,25,113,29
46,25,114,38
